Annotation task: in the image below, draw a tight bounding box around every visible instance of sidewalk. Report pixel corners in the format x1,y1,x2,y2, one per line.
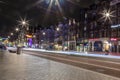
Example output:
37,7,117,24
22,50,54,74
1,51,120,80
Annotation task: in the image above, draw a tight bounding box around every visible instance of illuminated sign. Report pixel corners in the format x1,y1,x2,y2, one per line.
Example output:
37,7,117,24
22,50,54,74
111,38,117,41
26,35,33,38
89,38,99,41
111,24,120,28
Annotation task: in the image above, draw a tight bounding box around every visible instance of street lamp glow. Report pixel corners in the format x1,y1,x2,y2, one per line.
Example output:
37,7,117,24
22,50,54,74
16,28,19,31
44,0,63,19
8,36,10,38
100,9,115,23
11,33,13,36
105,13,110,17
56,27,60,31
22,21,26,25
33,35,36,38
43,32,46,35
18,17,29,27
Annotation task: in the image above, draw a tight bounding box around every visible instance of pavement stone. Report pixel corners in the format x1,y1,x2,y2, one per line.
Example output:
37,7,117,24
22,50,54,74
0,51,120,80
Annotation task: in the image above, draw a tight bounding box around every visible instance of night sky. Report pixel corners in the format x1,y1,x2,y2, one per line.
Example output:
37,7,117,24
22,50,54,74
0,0,99,37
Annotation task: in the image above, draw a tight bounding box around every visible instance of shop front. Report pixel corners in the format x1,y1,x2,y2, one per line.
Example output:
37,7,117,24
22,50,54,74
88,38,110,52
68,41,76,51
110,38,120,53
76,39,89,52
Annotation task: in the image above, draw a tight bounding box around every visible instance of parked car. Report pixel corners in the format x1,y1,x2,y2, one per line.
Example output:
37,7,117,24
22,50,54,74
0,44,7,50
7,47,17,53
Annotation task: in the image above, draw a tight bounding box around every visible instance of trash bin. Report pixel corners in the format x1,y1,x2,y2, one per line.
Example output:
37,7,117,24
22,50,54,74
17,47,22,54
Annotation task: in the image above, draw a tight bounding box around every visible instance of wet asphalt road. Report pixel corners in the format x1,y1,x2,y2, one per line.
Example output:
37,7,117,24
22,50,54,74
0,50,120,80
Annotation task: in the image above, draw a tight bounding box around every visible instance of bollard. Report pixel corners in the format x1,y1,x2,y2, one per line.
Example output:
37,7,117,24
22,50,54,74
16,47,22,54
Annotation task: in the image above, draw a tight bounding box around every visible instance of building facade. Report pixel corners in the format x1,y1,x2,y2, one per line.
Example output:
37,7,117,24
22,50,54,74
27,0,120,53
86,0,120,53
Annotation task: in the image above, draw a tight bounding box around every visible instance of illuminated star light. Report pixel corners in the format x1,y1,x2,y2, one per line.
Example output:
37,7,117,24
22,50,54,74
100,9,115,23
43,0,64,21
17,16,29,27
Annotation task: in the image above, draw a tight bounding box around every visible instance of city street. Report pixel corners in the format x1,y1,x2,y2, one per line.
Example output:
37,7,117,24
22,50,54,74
0,0,120,80
0,50,120,80
23,50,120,78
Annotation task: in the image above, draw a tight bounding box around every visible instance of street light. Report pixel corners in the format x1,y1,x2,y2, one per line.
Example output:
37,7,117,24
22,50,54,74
100,9,115,23
11,33,13,36
42,32,46,49
15,28,19,32
17,17,30,47
43,32,46,35
18,17,29,27
8,36,10,39
99,9,115,53
33,35,36,38
22,21,26,25
56,27,60,31
105,13,110,17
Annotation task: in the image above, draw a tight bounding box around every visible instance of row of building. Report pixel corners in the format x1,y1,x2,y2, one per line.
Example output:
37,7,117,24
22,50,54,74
16,0,120,53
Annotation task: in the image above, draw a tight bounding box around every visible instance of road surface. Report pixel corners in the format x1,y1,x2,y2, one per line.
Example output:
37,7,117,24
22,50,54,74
0,50,120,80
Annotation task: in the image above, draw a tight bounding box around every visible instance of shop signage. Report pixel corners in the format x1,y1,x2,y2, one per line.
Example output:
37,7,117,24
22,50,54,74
111,24,120,28
110,0,120,6
111,38,117,41
89,38,99,41
26,34,33,38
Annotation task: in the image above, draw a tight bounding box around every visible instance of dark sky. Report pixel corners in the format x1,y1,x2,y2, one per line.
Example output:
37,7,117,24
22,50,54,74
0,0,98,37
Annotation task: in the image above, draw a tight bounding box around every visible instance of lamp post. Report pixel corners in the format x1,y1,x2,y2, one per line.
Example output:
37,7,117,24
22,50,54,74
43,32,46,43
42,32,46,49
21,21,26,46
18,17,29,47
100,8,115,53
56,26,63,50
57,23,66,51
15,28,19,45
